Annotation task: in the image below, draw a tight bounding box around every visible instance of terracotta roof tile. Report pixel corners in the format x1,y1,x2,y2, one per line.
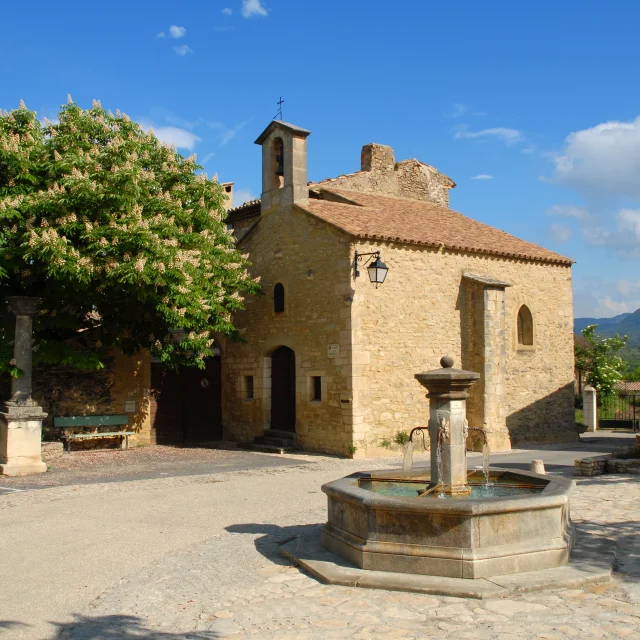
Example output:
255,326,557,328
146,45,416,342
298,189,573,265
617,381,640,393
227,199,261,214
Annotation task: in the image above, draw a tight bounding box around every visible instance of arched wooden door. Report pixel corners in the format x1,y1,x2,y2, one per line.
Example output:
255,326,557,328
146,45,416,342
271,346,296,431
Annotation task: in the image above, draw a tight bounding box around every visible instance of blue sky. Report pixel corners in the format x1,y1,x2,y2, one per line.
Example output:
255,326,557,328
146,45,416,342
3,0,640,318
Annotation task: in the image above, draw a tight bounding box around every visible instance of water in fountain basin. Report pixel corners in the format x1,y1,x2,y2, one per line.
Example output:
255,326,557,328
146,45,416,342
402,441,414,475
482,443,490,485
360,479,544,499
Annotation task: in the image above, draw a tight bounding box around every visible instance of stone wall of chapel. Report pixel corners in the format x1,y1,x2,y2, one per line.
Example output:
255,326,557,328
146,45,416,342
220,205,355,455
350,243,576,457
317,160,452,208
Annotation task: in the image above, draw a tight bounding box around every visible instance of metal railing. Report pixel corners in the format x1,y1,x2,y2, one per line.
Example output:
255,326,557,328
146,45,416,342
598,393,639,431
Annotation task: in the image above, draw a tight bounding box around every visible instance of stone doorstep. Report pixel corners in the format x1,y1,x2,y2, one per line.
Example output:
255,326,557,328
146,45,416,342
280,525,616,600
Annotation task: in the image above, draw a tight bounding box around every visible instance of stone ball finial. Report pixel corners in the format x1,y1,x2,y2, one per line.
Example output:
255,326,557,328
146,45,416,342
440,355,454,369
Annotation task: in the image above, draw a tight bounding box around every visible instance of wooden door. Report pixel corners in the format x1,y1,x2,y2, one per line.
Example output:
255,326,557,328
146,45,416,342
150,365,184,445
183,358,222,444
271,346,296,431
150,358,222,445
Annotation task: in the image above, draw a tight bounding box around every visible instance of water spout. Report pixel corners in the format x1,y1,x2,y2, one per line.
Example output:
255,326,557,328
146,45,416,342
402,441,414,475
482,443,490,485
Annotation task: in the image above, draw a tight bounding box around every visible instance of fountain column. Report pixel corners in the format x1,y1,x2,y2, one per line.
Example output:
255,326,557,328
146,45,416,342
0,296,47,475
415,356,479,495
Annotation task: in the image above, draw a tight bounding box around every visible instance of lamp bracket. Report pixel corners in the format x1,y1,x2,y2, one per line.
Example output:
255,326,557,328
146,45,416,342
353,250,380,279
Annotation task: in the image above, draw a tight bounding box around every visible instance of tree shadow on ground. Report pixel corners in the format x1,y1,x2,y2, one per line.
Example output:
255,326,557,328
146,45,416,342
0,621,27,632
47,615,223,639
575,519,640,586
226,522,324,568
573,472,640,487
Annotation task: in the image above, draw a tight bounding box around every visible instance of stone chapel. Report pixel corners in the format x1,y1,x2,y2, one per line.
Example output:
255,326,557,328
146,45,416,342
216,120,578,457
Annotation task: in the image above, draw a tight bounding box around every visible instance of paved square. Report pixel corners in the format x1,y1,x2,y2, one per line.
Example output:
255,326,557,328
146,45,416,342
1,440,639,639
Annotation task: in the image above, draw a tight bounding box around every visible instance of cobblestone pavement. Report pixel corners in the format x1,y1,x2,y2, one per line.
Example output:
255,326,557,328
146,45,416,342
61,477,640,639
2,450,640,639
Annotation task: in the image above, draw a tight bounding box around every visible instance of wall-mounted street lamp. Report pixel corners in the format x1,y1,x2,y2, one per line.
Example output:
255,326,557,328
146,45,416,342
353,251,389,287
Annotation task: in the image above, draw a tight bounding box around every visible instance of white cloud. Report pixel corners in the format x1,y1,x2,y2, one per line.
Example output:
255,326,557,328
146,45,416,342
173,45,193,56
580,208,640,257
574,279,640,317
222,7,233,15
617,280,640,296
548,223,572,243
619,208,640,237
471,174,493,180
215,25,233,32
552,116,640,200
597,296,635,314
546,204,590,220
169,25,186,39
220,122,246,145
156,32,166,38
208,119,251,146
140,121,201,150
454,126,524,146
201,151,216,164
234,188,257,205
242,0,268,18
451,103,468,118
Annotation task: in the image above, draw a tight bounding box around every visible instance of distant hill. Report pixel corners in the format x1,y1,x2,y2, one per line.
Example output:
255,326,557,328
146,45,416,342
575,309,640,345
574,312,631,334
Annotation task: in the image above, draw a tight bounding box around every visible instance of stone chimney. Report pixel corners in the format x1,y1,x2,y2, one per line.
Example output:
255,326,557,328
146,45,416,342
221,182,234,210
361,144,395,172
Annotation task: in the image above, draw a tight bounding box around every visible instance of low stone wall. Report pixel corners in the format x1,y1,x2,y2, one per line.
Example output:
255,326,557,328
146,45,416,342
575,446,640,476
574,455,610,477
606,458,640,474
41,441,64,462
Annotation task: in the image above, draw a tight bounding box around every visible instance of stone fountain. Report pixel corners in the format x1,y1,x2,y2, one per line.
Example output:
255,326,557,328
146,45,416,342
319,357,576,579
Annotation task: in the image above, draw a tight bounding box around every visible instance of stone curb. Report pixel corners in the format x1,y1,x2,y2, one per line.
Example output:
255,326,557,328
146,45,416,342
280,525,616,600
575,446,640,476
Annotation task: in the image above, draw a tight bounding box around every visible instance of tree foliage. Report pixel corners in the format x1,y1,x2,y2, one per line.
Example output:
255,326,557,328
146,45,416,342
624,366,640,382
574,324,627,398
0,98,259,373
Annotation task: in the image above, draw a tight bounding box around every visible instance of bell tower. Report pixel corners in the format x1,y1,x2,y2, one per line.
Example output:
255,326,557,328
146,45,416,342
254,121,311,213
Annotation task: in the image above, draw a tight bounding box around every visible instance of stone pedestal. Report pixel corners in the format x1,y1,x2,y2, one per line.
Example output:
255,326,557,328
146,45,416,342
0,404,47,475
583,386,597,432
415,356,480,495
0,296,47,476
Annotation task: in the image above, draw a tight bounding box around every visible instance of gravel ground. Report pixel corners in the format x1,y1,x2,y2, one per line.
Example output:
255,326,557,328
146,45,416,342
0,445,320,491
1,440,639,640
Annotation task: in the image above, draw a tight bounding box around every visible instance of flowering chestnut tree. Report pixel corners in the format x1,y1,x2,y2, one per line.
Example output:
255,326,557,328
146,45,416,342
0,99,259,372
575,325,627,398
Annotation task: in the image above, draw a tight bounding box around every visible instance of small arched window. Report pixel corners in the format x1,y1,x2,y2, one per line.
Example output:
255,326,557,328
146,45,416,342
274,283,285,313
517,305,534,346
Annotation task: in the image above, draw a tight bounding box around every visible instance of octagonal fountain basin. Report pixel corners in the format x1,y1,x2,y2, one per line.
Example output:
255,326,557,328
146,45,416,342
321,468,575,580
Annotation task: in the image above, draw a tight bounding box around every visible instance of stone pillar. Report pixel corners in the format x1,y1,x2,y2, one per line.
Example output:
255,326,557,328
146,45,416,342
415,356,480,495
461,274,512,453
0,296,47,475
583,385,597,432
482,287,511,451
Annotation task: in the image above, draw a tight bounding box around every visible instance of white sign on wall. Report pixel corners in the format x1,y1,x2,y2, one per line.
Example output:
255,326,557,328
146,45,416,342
327,344,339,358
125,400,136,413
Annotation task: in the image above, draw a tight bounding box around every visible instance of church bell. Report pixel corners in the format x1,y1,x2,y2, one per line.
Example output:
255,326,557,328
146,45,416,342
275,147,284,177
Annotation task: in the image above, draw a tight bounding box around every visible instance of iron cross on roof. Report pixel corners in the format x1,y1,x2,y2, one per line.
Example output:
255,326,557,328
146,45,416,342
274,96,284,121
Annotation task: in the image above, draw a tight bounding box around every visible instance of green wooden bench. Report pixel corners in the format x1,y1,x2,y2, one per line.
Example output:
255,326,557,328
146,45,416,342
53,415,134,453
